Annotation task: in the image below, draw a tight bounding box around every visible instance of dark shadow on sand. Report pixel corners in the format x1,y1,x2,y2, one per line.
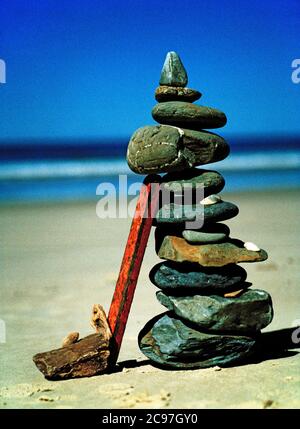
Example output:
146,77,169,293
108,359,151,374
251,327,300,363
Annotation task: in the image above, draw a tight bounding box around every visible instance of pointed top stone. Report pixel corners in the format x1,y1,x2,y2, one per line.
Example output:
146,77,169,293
159,51,188,87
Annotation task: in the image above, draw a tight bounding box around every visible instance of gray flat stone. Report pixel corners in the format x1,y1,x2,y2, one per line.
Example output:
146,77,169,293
152,101,227,130
182,223,230,243
161,168,225,197
156,200,239,224
159,51,188,87
149,261,247,293
155,86,201,102
157,289,274,332
139,313,258,369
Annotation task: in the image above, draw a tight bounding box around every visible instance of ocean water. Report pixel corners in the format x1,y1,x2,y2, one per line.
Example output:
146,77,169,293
0,137,300,202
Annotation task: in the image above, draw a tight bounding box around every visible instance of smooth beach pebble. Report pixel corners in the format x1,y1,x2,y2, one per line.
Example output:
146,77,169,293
149,261,247,293
182,223,230,244
155,200,239,225
159,51,188,87
200,194,222,205
156,289,274,332
244,242,260,251
62,332,79,347
126,125,229,174
161,168,225,197
152,101,227,130
138,313,257,369
155,85,201,102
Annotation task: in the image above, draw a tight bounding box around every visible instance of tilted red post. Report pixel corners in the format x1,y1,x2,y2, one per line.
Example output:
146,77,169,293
108,174,161,365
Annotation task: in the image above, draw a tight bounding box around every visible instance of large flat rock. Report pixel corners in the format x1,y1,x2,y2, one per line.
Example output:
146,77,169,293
157,289,274,332
157,236,268,267
139,313,258,369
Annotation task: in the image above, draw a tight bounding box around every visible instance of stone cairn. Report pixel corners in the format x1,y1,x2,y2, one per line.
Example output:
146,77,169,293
126,51,273,369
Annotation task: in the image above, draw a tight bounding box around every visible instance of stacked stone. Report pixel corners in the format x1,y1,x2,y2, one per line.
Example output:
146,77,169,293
126,52,273,369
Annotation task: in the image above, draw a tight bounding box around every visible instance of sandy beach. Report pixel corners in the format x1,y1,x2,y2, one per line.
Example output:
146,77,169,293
1,189,300,409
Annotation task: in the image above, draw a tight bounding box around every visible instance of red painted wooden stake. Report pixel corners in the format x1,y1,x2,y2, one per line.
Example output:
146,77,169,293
107,174,161,365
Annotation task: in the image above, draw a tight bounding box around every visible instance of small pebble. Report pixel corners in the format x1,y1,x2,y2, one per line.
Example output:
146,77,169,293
244,242,260,251
200,194,221,205
62,332,79,347
262,399,274,408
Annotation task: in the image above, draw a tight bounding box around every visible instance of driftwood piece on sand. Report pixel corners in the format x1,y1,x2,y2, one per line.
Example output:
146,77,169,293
33,333,110,380
33,306,111,380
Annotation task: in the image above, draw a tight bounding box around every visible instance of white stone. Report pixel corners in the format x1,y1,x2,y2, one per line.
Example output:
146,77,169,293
244,241,260,251
200,194,222,205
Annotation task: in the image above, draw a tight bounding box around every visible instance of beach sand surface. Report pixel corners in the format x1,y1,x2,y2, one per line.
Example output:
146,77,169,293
0,190,300,409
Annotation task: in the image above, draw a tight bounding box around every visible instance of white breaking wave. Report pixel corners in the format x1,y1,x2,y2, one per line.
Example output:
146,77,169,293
209,151,300,171
0,151,299,181
0,159,133,181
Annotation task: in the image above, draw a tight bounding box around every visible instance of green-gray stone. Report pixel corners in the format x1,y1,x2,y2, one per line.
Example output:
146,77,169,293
152,101,227,130
126,125,229,174
182,223,230,243
157,289,274,332
138,313,258,369
161,168,225,196
155,86,201,102
179,128,229,164
126,125,181,174
155,200,239,225
149,261,247,293
159,51,188,87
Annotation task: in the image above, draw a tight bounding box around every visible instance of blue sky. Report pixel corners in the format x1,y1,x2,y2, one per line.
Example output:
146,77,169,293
0,0,300,140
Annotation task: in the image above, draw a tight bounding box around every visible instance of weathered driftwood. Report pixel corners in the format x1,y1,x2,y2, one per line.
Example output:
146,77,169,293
33,305,111,380
33,333,110,380
91,304,112,341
